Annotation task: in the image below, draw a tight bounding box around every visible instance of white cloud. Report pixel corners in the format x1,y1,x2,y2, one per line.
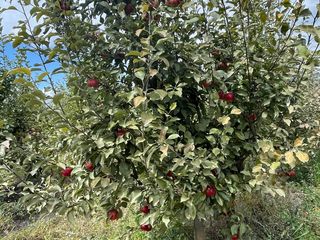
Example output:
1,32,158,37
0,0,37,35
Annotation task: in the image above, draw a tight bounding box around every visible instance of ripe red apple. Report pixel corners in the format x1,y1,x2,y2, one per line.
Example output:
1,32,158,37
248,113,257,122
224,92,235,103
287,170,296,177
166,170,175,179
140,205,150,214
61,167,73,177
231,234,239,240
125,3,134,15
115,128,127,138
87,79,100,88
165,0,182,7
60,0,71,10
201,80,212,89
107,209,119,221
205,185,217,198
217,61,229,71
218,91,225,100
140,224,152,232
84,162,94,172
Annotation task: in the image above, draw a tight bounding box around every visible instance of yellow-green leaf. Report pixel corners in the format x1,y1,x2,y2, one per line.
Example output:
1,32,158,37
294,137,303,147
133,96,146,108
252,164,262,173
269,162,281,174
12,37,23,48
283,118,291,126
37,72,49,82
218,116,230,125
8,67,31,76
258,140,273,153
53,93,64,105
285,151,296,168
149,68,158,77
230,108,242,115
274,188,285,197
295,151,309,163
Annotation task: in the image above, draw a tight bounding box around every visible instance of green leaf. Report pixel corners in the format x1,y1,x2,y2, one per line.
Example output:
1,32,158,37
37,72,49,82
133,96,146,108
130,190,142,203
52,93,64,105
95,138,105,149
119,161,130,176
185,17,199,25
126,51,141,56
91,177,101,188
231,224,239,235
239,223,247,236
185,202,196,220
33,89,46,100
148,89,167,101
141,112,155,126
162,216,170,227
156,179,167,189
8,67,31,76
12,37,23,48
134,69,145,81
167,134,179,140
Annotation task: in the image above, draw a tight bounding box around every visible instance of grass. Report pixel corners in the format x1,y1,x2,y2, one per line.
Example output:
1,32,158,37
0,207,191,240
1,208,148,240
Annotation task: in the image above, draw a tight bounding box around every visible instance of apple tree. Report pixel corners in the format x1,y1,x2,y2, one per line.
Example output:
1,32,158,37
1,0,319,239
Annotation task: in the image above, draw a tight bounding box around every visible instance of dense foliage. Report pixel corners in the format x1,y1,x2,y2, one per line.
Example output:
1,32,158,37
1,0,319,238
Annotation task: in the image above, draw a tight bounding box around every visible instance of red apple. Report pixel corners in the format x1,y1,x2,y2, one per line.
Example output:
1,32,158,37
217,61,229,71
224,92,235,103
248,113,257,122
287,170,296,177
201,80,212,89
125,3,134,15
218,91,225,100
87,79,100,88
140,205,150,214
231,234,239,240
84,162,94,172
61,167,73,177
166,170,174,179
140,224,152,232
60,0,71,10
205,185,217,198
115,128,127,138
107,209,119,221
165,0,182,7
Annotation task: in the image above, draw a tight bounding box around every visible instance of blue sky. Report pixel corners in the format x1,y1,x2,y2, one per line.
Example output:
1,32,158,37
0,1,65,90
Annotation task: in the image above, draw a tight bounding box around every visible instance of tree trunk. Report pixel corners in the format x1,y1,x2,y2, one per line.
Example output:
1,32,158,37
194,217,206,240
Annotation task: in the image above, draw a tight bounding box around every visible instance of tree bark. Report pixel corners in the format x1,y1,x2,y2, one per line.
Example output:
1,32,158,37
194,217,206,240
